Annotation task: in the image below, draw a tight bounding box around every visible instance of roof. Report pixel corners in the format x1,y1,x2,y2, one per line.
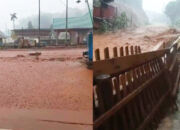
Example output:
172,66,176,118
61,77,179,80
53,12,93,29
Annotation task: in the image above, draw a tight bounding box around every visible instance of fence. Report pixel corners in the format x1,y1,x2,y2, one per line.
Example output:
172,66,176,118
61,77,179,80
93,37,180,130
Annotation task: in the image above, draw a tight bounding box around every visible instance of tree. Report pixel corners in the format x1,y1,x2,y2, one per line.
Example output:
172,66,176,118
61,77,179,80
93,0,101,7
113,12,128,30
10,13,17,29
28,21,34,29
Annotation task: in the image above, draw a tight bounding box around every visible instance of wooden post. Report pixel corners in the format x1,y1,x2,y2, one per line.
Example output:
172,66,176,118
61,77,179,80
113,47,118,58
96,74,114,130
95,49,100,61
104,47,110,59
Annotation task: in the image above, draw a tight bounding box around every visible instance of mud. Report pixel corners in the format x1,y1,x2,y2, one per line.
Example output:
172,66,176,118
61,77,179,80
0,108,92,130
94,25,179,60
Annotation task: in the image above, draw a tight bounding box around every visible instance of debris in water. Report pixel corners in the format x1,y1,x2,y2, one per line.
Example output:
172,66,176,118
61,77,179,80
29,52,42,56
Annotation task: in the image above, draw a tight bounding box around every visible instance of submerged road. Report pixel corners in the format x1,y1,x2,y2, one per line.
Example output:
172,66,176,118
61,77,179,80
0,48,92,130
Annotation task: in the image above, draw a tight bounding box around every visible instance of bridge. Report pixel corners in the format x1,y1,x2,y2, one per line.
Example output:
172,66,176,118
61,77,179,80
93,36,180,130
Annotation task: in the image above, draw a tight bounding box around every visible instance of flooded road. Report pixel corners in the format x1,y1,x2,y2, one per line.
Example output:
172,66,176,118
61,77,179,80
0,48,92,130
0,108,92,130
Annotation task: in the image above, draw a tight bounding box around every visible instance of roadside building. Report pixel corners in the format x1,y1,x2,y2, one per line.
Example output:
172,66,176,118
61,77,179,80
0,31,5,46
94,0,116,29
53,11,93,45
12,29,51,45
13,12,92,45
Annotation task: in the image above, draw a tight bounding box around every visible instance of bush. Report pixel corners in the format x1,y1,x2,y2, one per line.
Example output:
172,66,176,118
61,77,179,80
98,12,129,33
99,20,111,33
93,0,101,7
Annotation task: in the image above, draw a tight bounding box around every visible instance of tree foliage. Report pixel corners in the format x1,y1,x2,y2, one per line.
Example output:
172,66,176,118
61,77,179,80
112,12,128,30
99,20,110,33
98,12,129,33
10,13,17,29
10,13,17,21
93,0,101,7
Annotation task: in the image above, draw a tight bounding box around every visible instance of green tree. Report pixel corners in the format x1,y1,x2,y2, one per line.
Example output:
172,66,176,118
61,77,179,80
113,12,128,30
10,13,17,29
99,20,110,33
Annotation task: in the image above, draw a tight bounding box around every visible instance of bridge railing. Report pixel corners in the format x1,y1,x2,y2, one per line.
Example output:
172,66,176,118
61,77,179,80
93,37,180,130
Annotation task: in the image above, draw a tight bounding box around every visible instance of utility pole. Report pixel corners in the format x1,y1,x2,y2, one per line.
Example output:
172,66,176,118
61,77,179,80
22,27,24,47
76,0,93,24
38,0,41,45
22,27,24,39
65,0,68,45
85,0,93,24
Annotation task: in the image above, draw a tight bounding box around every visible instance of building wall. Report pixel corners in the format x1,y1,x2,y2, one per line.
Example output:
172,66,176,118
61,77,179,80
94,3,116,29
94,6,116,19
13,29,91,45
56,29,91,44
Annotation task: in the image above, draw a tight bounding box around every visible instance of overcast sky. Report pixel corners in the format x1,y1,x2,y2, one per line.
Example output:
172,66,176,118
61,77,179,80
0,0,175,34
143,0,174,13
0,0,92,34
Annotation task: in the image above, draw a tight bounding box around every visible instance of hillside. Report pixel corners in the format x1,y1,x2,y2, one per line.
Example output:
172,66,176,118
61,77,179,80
111,0,148,27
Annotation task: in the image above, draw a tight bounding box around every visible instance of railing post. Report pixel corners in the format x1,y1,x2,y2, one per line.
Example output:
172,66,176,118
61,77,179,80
95,74,115,130
95,49,100,61
113,47,118,58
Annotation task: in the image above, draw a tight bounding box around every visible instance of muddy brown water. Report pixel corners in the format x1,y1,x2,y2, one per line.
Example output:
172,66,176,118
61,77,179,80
94,25,179,60
0,108,92,130
0,48,92,130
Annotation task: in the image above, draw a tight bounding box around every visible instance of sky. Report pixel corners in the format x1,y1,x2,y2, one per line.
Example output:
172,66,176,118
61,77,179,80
0,0,174,34
0,0,92,34
143,0,175,13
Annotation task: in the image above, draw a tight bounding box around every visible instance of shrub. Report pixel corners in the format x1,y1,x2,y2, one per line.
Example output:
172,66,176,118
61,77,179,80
98,12,129,33
99,20,111,33
113,12,128,30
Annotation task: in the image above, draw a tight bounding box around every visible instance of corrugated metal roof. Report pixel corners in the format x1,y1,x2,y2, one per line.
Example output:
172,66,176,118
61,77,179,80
53,12,93,29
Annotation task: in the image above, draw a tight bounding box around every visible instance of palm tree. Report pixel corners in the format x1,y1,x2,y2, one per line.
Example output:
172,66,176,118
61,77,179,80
10,13,17,29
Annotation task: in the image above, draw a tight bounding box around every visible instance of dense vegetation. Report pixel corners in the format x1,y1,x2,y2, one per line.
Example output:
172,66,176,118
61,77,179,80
165,0,180,26
96,0,145,32
99,12,128,33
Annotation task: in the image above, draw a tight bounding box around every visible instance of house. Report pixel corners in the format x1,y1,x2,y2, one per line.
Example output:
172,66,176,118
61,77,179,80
94,0,116,29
